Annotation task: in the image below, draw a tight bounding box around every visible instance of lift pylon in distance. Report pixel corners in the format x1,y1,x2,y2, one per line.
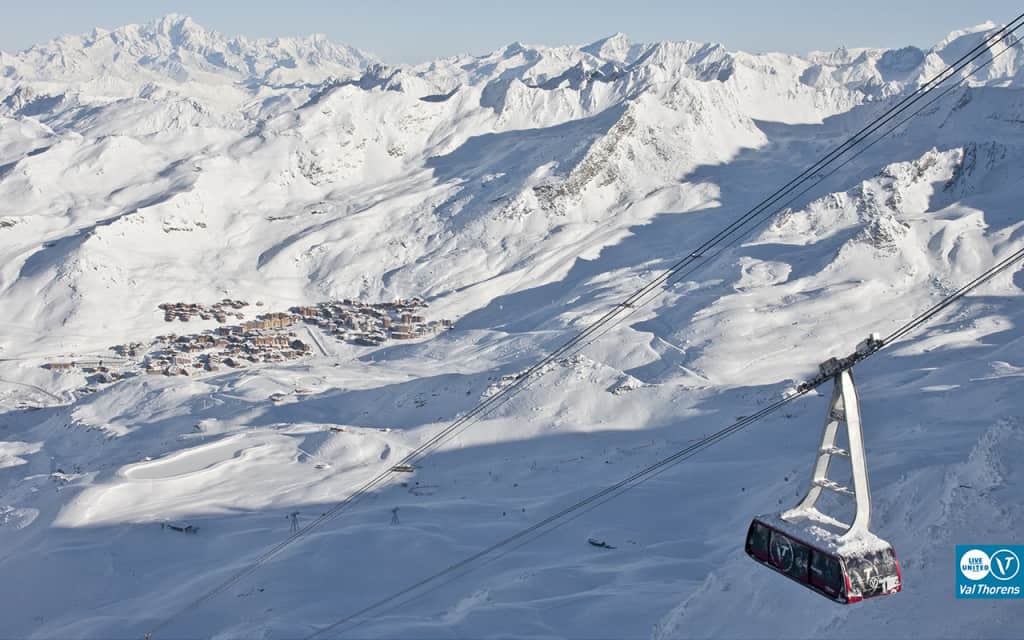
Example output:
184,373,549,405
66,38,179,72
745,335,902,604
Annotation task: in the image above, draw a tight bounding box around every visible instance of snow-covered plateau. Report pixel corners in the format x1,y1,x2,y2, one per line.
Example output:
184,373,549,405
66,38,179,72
1,14,1023,639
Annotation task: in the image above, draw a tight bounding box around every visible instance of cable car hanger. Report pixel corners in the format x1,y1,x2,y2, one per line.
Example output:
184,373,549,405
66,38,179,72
746,334,902,604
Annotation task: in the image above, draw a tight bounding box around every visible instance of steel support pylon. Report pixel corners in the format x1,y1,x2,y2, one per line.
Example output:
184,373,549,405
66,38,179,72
783,368,872,540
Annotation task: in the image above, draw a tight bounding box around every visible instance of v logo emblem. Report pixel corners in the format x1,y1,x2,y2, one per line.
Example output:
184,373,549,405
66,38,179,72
994,555,1016,575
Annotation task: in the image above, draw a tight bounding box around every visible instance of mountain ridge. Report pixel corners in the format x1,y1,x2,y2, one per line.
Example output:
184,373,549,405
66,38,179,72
0,15,1022,640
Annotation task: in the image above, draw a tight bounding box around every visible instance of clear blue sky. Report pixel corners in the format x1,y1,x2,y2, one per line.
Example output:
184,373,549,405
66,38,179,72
1,1,1018,63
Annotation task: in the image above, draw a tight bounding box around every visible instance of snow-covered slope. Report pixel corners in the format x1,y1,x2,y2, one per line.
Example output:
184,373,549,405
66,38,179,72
1,15,1023,639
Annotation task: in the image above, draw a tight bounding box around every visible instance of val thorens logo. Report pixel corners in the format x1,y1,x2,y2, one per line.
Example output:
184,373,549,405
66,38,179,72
957,545,1024,599
990,549,1020,582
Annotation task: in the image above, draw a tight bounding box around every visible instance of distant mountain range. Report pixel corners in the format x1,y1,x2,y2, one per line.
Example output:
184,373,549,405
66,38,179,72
0,15,1022,640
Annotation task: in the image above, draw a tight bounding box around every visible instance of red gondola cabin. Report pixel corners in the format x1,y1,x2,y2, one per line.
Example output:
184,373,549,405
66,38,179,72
746,516,901,603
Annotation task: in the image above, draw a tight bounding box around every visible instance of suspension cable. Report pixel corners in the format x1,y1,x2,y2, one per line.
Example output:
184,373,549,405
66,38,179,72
521,33,1023,374
307,238,1024,640
145,17,1024,637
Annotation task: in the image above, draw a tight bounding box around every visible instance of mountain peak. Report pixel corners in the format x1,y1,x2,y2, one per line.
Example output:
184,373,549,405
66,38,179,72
503,41,528,56
2,14,374,86
155,12,196,28
932,21,1001,53
145,13,213,48
582,32,634,62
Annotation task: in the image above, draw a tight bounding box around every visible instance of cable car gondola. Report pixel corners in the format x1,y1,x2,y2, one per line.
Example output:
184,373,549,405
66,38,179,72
745,336,901,603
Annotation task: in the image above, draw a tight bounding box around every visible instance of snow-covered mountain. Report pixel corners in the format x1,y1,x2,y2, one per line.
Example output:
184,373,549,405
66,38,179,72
1,15,1023,639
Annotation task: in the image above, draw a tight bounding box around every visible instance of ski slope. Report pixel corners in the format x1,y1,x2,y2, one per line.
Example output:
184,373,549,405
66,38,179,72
0,15,1023,639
